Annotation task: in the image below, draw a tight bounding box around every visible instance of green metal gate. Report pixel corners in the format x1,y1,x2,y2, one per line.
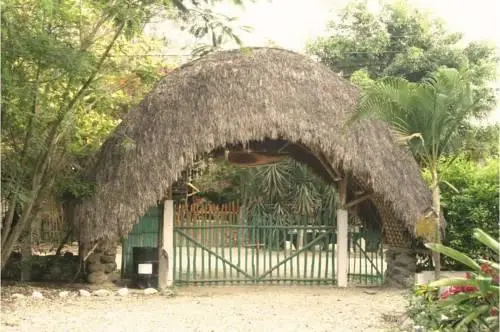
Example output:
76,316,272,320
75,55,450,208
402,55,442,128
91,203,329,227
348,224,385,285
173,203,337,285
121,205,162,277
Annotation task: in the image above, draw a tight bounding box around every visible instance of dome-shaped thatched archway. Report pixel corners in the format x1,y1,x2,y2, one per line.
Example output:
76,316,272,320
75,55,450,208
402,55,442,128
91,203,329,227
75,48,435,287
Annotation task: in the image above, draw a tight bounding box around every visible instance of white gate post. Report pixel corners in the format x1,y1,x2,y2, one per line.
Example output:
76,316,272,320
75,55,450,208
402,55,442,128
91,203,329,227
336,209,349,287
158,200,174,289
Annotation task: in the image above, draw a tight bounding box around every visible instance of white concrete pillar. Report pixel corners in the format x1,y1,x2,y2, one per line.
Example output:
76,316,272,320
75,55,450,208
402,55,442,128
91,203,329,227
336,209,348,287
158,200,174,289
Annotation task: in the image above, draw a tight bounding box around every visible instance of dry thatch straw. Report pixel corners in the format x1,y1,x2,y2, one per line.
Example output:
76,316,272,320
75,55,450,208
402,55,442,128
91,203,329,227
75,47,437,246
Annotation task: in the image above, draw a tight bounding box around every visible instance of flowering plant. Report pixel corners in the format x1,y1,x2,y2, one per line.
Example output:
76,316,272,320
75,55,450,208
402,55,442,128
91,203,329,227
408,228,499,331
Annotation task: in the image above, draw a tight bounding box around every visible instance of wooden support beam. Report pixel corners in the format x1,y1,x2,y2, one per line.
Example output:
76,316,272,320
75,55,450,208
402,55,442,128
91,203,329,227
336,209,348,287
158,200,174,289
345,192,373,208
336,173,349,287
339,174,348,205
316,151,342,182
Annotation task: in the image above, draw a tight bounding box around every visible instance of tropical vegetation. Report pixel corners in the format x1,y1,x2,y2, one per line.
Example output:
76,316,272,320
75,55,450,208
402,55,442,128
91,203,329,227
0,0,248,271
408,228,499,331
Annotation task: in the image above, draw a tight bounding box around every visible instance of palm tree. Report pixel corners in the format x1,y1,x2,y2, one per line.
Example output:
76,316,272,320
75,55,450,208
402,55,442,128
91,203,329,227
353,67,475,279
241,158,338,249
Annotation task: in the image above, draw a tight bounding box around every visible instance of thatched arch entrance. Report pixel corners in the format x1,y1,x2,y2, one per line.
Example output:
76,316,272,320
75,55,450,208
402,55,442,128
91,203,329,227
76,48,434,288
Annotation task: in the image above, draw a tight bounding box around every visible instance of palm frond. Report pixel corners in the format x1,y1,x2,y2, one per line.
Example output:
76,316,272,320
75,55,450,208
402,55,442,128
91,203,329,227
355,67,475,167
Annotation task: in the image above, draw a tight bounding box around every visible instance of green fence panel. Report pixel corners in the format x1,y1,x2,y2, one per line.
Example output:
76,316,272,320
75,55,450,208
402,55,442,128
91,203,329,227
122,205,161,277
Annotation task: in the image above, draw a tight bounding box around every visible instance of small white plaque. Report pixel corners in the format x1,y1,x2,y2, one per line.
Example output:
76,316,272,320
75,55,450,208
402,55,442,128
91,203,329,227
138,263,153,274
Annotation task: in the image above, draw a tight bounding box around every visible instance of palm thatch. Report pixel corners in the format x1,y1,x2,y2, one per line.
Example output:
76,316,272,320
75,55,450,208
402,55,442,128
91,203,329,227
75,47,437,246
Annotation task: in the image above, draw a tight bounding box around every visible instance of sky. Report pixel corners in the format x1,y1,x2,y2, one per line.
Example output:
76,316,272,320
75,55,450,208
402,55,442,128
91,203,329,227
146,0,500,123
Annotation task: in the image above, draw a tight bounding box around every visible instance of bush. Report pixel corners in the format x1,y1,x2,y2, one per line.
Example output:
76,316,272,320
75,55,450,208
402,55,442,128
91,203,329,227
408,228,499,331
422,157,499,270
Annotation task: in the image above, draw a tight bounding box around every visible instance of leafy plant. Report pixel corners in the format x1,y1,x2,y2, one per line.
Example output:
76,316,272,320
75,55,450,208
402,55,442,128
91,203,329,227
420,157,499,270
0,0,251,270
353,66,476,279
408,228,499,331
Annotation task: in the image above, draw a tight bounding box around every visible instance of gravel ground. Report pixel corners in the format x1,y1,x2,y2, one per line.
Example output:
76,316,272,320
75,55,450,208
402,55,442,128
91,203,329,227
1,285,407,332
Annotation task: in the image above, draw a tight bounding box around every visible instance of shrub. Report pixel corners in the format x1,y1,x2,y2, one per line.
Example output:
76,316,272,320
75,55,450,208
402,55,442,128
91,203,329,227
408,228,499,331
422,157,499,270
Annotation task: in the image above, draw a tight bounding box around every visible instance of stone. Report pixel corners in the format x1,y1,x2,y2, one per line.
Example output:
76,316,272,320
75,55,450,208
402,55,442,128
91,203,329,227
93,289,112,297
87,263,105,273
143,288,158,295
100,255,116,264
161,289,175,297
32,291,44,299
108,271,120,283
11,293,25,299
86,253,101,264
79,289,91,297
87,271,107,284
104,247,118,256
104,262,117,273
59,291,70,298
63,252,74,257
384,247,417,288
117,288,128,296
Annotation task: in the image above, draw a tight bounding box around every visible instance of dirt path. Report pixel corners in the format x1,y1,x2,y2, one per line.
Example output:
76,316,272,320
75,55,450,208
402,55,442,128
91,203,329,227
1,285,406,332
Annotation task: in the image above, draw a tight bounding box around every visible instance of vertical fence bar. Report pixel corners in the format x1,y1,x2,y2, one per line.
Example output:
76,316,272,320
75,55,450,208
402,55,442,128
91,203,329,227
229,205,233,283
268,218,273,282
237,211,242,283
310,232,316,285
380,243,384,284
251,219,256,283
256,220,261,283
363,238,373,284
263,223,267,282
284,228,290,284
173,229,177,284
289,227,294,280
201,213,206,284
317,234,322,284
324,233,329,284
244,215,248,284
303,227,308,284
186,223,191,284
332,234,336,284
221,211,227,284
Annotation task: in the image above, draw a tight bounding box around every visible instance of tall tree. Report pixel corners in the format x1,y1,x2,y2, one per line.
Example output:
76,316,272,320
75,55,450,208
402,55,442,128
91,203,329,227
0,0,247,270
307,0,498,116
353,67,476,279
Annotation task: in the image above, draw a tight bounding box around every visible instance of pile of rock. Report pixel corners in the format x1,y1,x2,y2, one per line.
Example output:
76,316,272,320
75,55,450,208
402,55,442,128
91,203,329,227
86,241,118,284
384,247,417,288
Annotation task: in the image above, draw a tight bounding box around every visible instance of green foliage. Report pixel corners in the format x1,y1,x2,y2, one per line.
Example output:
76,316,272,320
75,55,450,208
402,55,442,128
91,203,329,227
408,229,499,331
307,0,498,116
461,124,500,162
354,67,474,169
422,157,499,269
0,0,251,267
239,158,338,224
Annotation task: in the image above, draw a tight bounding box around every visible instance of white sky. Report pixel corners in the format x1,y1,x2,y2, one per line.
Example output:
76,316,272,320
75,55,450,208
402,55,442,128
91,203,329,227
147,0,500,123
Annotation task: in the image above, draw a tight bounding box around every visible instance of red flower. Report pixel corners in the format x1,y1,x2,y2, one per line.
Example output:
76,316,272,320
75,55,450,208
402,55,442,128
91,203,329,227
491,308,498,317
441,290,451,299
481,263,493,274
441,285,478,299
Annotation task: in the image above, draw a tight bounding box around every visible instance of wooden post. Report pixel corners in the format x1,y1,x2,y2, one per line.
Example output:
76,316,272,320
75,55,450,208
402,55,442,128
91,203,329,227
336,176,349,287
158,199,174,289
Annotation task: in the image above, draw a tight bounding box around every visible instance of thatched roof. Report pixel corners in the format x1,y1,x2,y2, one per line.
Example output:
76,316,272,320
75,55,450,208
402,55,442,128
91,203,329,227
75,47,437,246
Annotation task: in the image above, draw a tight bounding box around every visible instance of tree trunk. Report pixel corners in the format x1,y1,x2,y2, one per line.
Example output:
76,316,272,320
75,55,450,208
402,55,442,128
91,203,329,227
431,168,441,280
20,229,32,281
